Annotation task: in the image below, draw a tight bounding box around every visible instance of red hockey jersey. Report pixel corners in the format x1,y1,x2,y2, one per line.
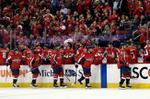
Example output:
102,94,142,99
144,45,150,63
62,48,74,64
30,53,41,68
75,47,86,63
49,50,63,67
43,49,53,59
8,51,22,69
105,47,118,64
126,45,138,64
77,51,94,68
23,48,32,65
0,48,9,65
117,49,129,69
92,47,104,65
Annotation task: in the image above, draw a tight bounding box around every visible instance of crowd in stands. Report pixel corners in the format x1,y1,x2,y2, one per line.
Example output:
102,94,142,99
0,0,150,65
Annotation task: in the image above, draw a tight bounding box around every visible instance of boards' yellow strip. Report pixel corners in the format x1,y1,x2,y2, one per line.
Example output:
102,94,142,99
0,83,100,88
108,83,150,89
1,83,150,88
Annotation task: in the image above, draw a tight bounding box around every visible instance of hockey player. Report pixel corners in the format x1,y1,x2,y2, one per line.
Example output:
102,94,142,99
22,45,32,65
92,45,104,65
75,44,86,84
35,43,43,57
62,42,75,64
43,46,52,64
6,49,22,87
126,43,138,64
0,46,9,65
76,46,94,88
105,43,118,64
75,43,86,60
144,42,150,63
29,49,41,87
117,44,131,88
49,45,67,88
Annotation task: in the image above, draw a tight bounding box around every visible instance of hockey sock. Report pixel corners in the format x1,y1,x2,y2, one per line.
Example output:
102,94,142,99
13,78,17,84
60,78,64,86
119,79,125,86
32,78,36,85
54,79,58,86
126,79,130,86
85,78,90,86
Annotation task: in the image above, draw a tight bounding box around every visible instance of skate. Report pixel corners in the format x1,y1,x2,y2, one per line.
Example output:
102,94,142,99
31,84,38,88
119,85,126,89
60,83,67,88
13,84,19,88
85,84,91,88
126,85,132,88
53,84,59,88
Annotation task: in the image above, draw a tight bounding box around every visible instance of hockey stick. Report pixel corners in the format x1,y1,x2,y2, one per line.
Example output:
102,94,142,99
74,67,78,84
64,74,71,82
79,70,84,77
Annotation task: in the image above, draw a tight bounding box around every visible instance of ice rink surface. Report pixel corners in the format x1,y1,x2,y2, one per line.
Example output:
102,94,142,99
0,88,150,99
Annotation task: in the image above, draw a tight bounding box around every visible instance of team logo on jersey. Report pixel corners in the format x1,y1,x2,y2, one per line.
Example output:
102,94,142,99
12,59,21,62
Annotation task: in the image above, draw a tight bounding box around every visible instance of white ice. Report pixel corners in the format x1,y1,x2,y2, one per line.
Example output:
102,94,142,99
0,88,150,99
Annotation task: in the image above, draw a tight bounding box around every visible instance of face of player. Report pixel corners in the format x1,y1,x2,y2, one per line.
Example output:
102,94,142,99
64,45,70,49
15,51,19,54
130,42,134,46
87,49,92,53
55,46,60,50
34,49,39,54
108,44,113,49
83,48,87,52
122,45,126,49
148,43,150,47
